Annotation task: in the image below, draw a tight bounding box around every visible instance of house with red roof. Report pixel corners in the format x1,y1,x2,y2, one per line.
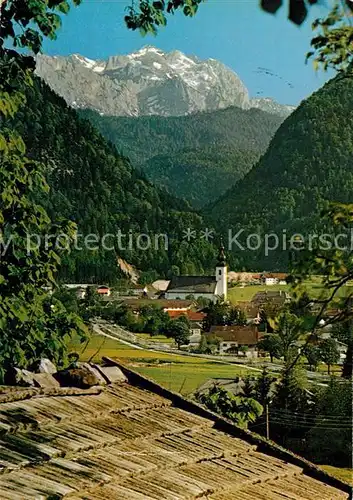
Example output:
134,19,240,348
97,285,111,296
166,310,206,343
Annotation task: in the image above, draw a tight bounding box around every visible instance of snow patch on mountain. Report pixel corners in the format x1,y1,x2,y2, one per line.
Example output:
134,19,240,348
250,97,295,117
36,46,294,118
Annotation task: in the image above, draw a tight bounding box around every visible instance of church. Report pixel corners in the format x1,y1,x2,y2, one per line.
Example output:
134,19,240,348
164,242,228,303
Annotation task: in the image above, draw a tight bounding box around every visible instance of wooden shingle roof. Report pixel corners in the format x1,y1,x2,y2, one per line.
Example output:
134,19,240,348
251,290,290,305
0,362,349,499
209,325,261,345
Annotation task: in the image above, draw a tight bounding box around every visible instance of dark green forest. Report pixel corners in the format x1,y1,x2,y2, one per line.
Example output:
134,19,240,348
80,107,283,208
206,74,353,270
10,71,353,279
8,79,217,283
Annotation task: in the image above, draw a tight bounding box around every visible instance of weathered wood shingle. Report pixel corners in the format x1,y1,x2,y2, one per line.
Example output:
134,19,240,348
0,375,348,499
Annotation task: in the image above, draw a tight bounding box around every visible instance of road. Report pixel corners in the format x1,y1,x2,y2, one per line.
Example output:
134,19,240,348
93,321,330,385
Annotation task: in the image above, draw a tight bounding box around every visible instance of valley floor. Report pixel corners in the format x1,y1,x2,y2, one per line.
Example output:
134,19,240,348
72,333,254,395
227,280,353,303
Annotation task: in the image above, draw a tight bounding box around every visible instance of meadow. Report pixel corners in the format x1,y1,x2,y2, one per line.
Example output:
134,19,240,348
135,362,253,394
72,334,256,395
136,333,174,344
228,284,290,302
228,280,353,303
320,466,353,485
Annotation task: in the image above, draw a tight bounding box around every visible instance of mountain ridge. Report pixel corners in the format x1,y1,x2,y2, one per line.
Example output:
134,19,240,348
206,74,353,270
36,46,294,118
7,77,217,282
80,104,284,208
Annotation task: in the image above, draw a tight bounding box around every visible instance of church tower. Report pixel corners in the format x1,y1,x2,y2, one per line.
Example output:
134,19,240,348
216,240,228,301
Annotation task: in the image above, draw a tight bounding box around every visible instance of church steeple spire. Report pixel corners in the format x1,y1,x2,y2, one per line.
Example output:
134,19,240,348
216,239,228,300
217,238,226,267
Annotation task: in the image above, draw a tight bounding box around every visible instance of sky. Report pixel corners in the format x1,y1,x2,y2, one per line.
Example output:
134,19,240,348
42,0,334,105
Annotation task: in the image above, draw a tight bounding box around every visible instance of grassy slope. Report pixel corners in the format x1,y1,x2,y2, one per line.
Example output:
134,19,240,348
320,465,353,485
71,334,253,395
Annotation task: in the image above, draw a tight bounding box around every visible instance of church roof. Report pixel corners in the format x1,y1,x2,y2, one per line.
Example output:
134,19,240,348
166,275,217,294
0,360,348,499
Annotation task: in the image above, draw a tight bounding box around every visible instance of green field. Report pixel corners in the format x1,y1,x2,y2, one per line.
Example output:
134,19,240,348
71,334,255,395
228,284,290,302
135,362,253,395
320,465,353,485
73,335,205,364
136,333,174,344
228,281,353,303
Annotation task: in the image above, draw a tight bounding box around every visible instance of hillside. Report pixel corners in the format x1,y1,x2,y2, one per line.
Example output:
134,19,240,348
9,79,216,283
206,74,353,270
80,106,283,208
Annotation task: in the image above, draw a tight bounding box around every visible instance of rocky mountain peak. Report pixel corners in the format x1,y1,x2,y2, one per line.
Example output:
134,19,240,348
36,47,293,118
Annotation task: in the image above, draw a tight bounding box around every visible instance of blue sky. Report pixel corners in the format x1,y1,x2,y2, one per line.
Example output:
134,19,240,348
43,0,333,105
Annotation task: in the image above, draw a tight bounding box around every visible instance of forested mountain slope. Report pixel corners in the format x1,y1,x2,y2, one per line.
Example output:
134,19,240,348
80,106,283,207
9,79,216,283
206,75,353,270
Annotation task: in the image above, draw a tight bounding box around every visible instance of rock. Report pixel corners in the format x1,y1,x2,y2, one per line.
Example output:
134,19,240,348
33,373,60,389
95,365,127,385
250,97,295,118
79,363,107,386
35,47,254,118
54,366,102,389
5,368,36,387
37,358,57,374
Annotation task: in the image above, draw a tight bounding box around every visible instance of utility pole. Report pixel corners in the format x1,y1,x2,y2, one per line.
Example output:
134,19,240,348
266,403,270,440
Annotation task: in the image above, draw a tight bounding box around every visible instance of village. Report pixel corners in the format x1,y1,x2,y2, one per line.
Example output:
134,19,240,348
0,244,350,497
1,0,352,496
60,243,348,372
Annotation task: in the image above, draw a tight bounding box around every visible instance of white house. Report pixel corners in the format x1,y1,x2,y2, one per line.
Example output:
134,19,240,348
165,242,228,303
264,276,277,286
207,325,261,357
262,273,288,286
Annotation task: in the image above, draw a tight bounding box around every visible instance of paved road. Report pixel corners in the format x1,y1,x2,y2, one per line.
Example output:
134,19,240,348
93,322,330,385
93,323,262,371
